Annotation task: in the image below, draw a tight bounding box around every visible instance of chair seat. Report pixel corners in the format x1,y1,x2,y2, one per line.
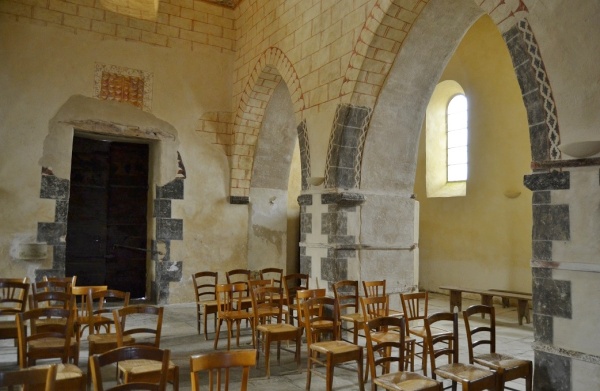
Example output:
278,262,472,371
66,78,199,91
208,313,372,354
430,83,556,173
371,330,415,344
118,358,177,376
54,363,84,381
29,337,77,351
435,363,494,383
340,312,364,323
310,340,361,355
88,333,134,346
474,353,531,370
374,371,440,390
257,323,299,335
200,299,218,308
410,325,447,339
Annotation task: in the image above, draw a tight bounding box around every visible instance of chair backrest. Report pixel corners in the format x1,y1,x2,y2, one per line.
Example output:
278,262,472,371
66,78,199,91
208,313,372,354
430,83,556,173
91,346,170,391
295,288,325,329
192,271,218,304
225,269,251,297
0,280,29,315
71,285,108,321
259,268,283,289
113,304,164,348
283,273,309,302
248,279,272,291
359,295,390,322
462,304,496,363
43,275,77,287
303,296,338,347
29,290,74,311
16,307,75,367
362,280,386,298
332,280,359,316
215,283,247,315
401,291,429,331
87,288,130,334
32,280,72,295
424,311,459,373
251,285,284,326
0,364,57,391
363,316,406,381
190,349,257,391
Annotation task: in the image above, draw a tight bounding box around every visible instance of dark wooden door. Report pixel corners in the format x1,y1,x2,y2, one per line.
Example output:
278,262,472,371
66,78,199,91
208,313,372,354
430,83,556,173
66,136,148,298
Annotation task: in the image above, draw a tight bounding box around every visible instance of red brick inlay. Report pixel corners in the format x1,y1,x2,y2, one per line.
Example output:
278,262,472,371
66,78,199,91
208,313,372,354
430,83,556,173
99,72,145,109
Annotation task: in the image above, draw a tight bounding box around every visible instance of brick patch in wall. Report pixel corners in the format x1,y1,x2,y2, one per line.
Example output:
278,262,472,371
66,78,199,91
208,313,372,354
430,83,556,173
229,196,249,204
154,199,171,218
532,204,570,241
533,313,553,344
533,277,572,319
37,222,66,245
297,120,311,190
321,256,348,283
534,351,571,391
524,171,570,191
94,63,153,112
156,178,184,199
40,174,69,199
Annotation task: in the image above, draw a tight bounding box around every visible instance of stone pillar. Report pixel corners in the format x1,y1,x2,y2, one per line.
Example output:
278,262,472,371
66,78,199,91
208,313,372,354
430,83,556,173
525,167,600,391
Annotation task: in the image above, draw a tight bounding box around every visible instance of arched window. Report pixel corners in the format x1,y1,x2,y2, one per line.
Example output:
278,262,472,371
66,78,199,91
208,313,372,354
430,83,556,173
447,94,468,182
425,80,467,197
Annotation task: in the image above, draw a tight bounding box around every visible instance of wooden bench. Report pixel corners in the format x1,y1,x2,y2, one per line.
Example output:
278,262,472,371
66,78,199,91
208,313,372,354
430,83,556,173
439,286,532,325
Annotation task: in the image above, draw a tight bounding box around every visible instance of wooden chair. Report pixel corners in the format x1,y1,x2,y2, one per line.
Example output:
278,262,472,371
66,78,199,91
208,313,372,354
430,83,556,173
86,289,133,387
225,269,252,314
113,305,179,390
283,273,308,326
463,305,533,391
362,280,403,318
16,307,86,390
295,288,328,334
190,349,257,391
90,346,170,391
71,285,107,340
0,279,29,359
214,283,255,350
250,285,301,378
0,364,57,391
400,291,447,376
363,316,442,391
32,280,72,295
304,296,365,391
424,311,498,391
192,271,219,340
43,275,77,289
360,295,415,372
332,280,364,345
259,268,283,289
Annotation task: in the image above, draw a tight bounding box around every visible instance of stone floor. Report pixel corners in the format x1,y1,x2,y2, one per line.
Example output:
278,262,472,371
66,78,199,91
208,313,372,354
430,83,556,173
0,292,534,390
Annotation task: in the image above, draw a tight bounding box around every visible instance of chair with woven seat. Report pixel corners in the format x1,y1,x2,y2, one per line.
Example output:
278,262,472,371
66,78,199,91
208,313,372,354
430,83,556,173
90,345,171,391
0,279,29,361
283,273,309,326
113,304,179,390
364,315,442,391
362,280,403,318
250,285,301,378
192,271,219,340
333,280,364,345
303,296,365,391
401,291,447,376
295,288,328,335
86,288,133,388
424,311,498,391
71,285,107,341
225,269,253,314
32,280,72,295
16,307,86,390
0,364,57,391
42,275,77,290
214,283,255,350
463,305,532,391
190,349,257,391
360,295,415,372
259,268,283,289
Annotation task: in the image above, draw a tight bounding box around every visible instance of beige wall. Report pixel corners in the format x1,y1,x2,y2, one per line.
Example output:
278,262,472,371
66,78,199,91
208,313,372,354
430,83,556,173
414,16,533,294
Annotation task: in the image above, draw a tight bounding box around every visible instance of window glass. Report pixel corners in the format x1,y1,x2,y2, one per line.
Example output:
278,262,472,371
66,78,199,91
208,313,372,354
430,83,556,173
447,94,468,182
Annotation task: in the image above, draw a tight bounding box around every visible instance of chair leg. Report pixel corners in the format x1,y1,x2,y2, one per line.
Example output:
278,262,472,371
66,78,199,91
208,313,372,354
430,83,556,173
265,333,272,378
306,353,313,391
357,351,365,391
326,357,334,391
213,319,222,350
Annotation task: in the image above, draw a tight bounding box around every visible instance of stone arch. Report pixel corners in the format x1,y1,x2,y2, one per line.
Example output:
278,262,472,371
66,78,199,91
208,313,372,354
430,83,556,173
37,95,184,303
229,47,306,202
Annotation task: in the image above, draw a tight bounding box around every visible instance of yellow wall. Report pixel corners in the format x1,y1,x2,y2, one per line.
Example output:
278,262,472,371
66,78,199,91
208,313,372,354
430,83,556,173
414,16,533,294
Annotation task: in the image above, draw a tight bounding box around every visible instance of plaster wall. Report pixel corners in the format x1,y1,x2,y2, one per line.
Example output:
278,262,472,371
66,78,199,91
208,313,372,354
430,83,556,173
414,16,532,294
0,21,249,303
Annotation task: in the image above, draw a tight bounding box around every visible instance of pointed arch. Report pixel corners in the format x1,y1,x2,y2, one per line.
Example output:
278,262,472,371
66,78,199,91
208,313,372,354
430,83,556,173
228,47,306,201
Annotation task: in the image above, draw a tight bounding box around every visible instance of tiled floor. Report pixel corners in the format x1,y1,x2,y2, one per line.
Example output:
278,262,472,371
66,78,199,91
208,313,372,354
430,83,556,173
0,293,534,390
